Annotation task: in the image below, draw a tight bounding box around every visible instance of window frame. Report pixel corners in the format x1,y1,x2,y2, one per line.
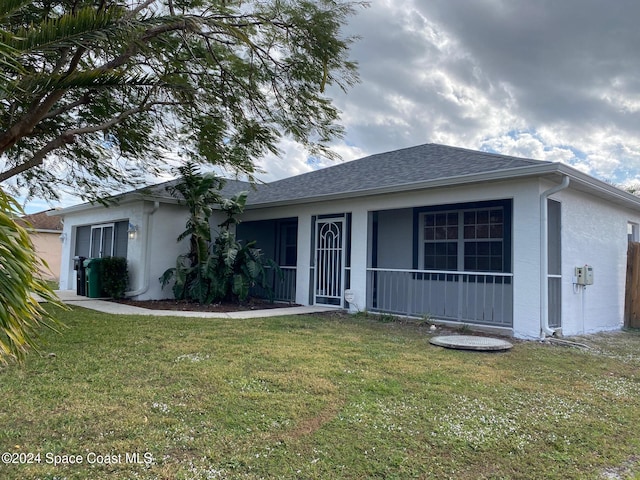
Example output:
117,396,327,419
413,199,512,274
90,223,115,258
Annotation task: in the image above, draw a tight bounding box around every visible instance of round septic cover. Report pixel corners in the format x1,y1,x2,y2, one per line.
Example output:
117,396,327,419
429,335,513,352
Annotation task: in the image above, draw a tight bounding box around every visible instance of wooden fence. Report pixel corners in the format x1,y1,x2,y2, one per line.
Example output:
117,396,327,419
625,242,640,328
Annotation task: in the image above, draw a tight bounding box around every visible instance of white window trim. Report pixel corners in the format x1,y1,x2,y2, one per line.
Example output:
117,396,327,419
90,223,115,258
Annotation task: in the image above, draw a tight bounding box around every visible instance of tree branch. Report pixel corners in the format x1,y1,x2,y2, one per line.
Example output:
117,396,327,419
0,133,73,182
0,101,181,183
98,19,198,73
0,89,66,152
0,46,87,152
41,93,91,120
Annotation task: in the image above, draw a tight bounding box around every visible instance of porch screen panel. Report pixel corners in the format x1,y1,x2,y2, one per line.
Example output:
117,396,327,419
278,221,298,266
548,199,562,328
370,199,515,327
237,218,298,302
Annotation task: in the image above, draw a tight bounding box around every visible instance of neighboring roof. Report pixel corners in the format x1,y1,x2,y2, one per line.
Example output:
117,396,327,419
52,143,640,214
18,209,63,232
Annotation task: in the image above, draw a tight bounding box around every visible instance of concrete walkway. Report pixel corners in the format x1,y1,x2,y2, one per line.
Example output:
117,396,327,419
52,290,337,318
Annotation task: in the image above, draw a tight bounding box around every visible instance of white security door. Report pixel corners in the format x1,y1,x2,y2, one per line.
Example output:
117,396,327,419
314,218,345,306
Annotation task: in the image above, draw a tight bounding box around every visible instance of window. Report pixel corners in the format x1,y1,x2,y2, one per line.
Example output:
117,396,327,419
278,222,298,266
423,212,458,270
75,221,128,258
463,208,504,272
90,224,114,258
418,201,511,273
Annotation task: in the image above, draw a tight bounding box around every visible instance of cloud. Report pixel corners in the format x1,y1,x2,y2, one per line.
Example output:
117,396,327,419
20,0,640,210
324,0,640,185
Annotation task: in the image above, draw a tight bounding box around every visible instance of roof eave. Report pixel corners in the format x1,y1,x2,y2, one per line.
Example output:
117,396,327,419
244,163,563,209
555,163,640,209
244,162,640,210
48,192,179,216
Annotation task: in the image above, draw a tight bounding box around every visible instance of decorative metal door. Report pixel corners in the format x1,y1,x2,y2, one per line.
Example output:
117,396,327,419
314,218,345,306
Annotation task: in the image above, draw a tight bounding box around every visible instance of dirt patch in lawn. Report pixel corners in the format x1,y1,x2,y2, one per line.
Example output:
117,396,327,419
110,297,300,312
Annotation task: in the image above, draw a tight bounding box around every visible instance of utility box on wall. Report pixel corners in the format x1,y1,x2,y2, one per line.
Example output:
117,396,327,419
575,265,594,286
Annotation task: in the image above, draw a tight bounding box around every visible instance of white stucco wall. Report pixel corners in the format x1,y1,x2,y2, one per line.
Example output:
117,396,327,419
239,178,640,338
56,175,640,338
59,202,144,292
552,187,640,336
139,202,190,300
58,200,189,300
510,183,544,338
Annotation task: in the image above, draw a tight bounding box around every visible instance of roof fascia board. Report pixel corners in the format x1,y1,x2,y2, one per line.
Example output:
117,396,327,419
49,193,179,216
555,163,640,209
32,229,63,234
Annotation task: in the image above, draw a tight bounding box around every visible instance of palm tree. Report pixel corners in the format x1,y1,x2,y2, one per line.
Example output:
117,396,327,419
0,191,63,364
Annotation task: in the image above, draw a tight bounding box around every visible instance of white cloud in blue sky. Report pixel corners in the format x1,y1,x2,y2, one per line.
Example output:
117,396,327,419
21,0,640,211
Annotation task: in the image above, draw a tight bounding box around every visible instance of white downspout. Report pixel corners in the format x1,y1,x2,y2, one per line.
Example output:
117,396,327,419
125,201,160,297
540,176,570,338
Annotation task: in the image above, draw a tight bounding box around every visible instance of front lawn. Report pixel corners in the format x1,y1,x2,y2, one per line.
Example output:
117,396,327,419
1,307,640,479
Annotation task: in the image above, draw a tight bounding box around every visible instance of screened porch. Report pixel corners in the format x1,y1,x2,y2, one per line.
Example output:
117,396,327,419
236,217,298,303
367,200,514,327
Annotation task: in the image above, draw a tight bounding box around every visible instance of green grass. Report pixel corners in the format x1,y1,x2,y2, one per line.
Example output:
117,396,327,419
1,307,640,479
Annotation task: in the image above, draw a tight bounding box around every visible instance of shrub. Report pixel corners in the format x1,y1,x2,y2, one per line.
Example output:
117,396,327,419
101,257,128,299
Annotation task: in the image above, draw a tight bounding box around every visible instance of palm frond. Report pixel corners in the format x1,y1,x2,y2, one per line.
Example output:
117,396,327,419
10,6,128,52
0,188,65,364
0,0,30,19
15,70,159,93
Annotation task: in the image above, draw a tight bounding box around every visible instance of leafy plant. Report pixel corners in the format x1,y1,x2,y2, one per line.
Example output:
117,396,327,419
205,223,281,303
101,256,128,299
160,163,280,303
0,188,65,364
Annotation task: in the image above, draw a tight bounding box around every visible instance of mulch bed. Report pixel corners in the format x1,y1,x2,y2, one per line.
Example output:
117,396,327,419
110,298,300,312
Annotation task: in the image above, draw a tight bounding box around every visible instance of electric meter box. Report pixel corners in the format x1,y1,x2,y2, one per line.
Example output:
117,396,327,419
575,265,594,285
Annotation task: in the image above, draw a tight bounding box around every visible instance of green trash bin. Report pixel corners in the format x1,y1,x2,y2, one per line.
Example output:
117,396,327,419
83,258,104,298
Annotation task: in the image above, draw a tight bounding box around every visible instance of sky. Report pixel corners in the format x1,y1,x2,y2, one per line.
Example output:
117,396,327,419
23,0,640,212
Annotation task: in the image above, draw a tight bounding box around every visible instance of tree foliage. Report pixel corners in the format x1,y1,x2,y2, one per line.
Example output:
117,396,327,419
0,0,362,201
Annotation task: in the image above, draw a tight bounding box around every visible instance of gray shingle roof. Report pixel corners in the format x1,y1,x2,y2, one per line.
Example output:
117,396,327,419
54,142,640,216
242,143,548,205
69,143,552,211
140,176,252,200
